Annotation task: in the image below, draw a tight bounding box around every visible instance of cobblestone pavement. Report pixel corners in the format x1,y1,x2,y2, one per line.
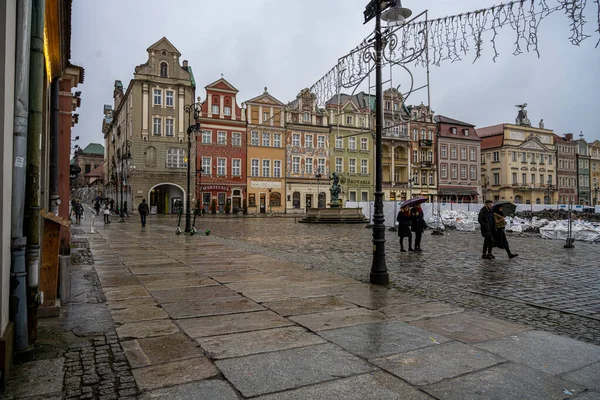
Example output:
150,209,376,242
180,216,600,345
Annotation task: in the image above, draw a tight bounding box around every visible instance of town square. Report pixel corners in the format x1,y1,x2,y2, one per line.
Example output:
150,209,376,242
1,0,600,399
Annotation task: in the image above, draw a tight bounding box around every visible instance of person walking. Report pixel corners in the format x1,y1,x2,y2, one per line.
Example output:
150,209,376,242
410,205,427,252
138,199,149,227
493,205,519,259
74,200,83,224
123,201,130,217
103,204,111,224
396,205,413,252
94,200,101,216
478,200,495,259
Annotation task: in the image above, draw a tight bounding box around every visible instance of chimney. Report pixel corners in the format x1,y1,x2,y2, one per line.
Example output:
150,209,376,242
183,60,188,67
565,133,573,141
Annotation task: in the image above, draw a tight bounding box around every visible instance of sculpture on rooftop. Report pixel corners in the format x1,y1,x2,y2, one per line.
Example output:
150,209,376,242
515,103,531,126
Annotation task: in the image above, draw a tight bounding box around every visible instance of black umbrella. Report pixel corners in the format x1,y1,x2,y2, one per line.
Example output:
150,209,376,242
493,201,516,216
400,196,427,208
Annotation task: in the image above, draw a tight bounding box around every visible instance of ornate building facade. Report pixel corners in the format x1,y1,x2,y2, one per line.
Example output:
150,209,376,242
407,104,438,201
285,89,330,213
590,140,600,204
575,136,591,205
554,133,578,205
103,37,195,214
244,88,286,213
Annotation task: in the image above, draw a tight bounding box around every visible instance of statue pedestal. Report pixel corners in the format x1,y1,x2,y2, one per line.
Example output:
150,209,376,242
329,200,342,208
299,207,368,224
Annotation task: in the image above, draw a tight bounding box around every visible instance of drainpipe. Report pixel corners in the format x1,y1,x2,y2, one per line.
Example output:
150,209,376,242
49,77,59,214
23,0,44,344
10,0,33,352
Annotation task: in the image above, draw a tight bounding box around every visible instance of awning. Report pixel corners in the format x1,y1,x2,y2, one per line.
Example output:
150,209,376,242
438,187,479,196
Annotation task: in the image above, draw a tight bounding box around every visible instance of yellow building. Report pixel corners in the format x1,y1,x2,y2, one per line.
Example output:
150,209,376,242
590,140,600,204
478,122,557,205
244,88,286,213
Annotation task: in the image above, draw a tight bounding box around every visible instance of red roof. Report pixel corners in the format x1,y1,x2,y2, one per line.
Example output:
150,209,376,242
476,124,505,138
85,163,104,177
481,134,504,150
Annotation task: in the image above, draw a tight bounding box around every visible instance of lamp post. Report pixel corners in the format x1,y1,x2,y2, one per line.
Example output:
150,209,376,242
315,171,323,208
184,98,202,233
119,140,131,221
364,0,412,285
545,176,553,205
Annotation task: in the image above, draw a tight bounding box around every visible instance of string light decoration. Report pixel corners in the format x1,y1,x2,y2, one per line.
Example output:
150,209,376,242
309,0,600,108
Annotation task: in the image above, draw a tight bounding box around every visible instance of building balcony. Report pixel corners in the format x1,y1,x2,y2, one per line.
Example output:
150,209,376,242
419,161,435,169
419,139,433,147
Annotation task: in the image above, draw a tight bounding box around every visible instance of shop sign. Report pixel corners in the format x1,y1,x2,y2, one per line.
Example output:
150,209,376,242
202,185,229,192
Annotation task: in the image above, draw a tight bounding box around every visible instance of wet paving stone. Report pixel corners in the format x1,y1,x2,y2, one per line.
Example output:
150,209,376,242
262,296,357,316
116,320,180,340
161,297,265,319
178,310,294,338
131,356,218,391
121,332,204,367
290,307,388,331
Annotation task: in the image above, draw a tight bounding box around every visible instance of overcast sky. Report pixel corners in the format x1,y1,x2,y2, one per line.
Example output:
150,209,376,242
71,0,600,150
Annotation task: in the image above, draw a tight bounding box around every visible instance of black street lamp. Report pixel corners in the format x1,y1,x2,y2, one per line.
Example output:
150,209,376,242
364,0,412,285
119,140,131,221
184,98,202,233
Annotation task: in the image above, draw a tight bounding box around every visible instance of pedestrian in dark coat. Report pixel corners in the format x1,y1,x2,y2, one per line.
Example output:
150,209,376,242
75,201,84,224
478,200,495,259
94,200,100,216
396,206,413,252
493,206,518,259
138,199,150,227
410,205,427,252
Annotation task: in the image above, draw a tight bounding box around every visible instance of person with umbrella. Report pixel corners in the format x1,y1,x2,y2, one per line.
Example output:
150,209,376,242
478,200,496,259
410,204,427,252
396,205,413,252
493,203,519,259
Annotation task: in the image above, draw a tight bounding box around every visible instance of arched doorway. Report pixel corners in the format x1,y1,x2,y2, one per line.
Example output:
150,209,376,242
148,183,185,214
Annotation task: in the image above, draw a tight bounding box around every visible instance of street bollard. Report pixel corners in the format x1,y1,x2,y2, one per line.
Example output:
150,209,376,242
90,214,95,234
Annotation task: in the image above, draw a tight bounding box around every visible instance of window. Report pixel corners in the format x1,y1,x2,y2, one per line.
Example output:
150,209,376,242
251,131,259,146
393,103,399,111
212,104,219,115
361,138,368,151
548,155,553,165
251,159,259,177
361,159,368,174
493,172,500,185
202,157,211,175
349,191,356,202
217,158,226,176
153,89,162,105
224,106,231,116
531,174,536,185
262,159,271,177
292,157,300,173
153,117,161,135
463,129,469,136
166,148,185,168
428,151,433,162
548,174,553,185
349,159,356,173
166,90,174,107
450,146,457,159
305,134,313,148
461,165,467,179
249,194,256,207
441,145,447,159
85,164,91,174
511,151,516,162
349,137,356,150
460,147,466,160
451,127,457,135
160,62,168,77
232,159,241,176
522,152,527,162
522,173,527,184
317,136,325,148
492,151,500,162
217,131,227,145
202,130,211,144
441,164,447,178
470,166,477,180
165,118,174,136
273,133,282,147
270,192,281,206
305,158,313,174
317,158,325,174
303,112,310,122
421,172,427,185
531,153,537,164
262,132,270,147
412,129,418,141
335,136,343,149
469,148,476,161
361,191,369,201
512,172,517,184
263,112,269,122
335,157,343,173
292,133,300,147
273,160,281,177
540,174,545,185
451,165,457,179
413,150,418,163
386,101,391,110
346,116,353,125
232,132,241,146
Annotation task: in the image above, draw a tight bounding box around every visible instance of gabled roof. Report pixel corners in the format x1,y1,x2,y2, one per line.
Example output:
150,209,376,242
245,89,284,106
85,163,104,177
481,134,504,150
146,37,181,56
205,77,238,93
476,124,505,138
435,115,475,127
81,143,105,156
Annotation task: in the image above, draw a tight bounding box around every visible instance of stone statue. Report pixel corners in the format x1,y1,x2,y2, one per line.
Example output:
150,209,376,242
515,103,531,126
329,172,342,205
539,119,544,129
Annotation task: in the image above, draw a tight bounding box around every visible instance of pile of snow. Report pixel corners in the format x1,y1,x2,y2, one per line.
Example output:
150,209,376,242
428,210,479,232
539,220,600,243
